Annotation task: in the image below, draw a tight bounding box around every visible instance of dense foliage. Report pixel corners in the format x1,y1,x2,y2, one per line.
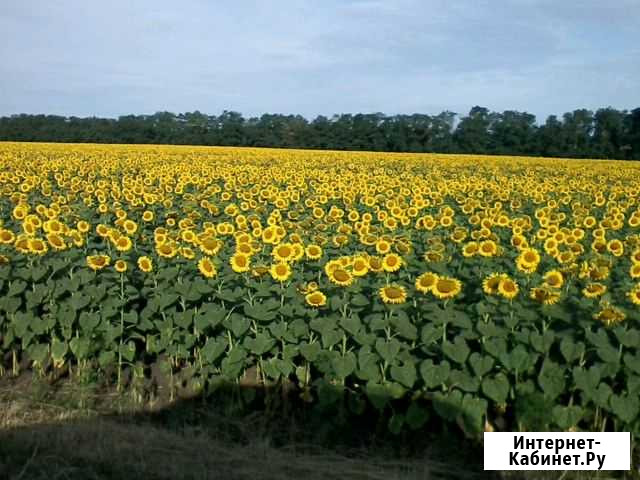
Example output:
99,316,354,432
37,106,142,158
1,143,640,440
1,106,640,160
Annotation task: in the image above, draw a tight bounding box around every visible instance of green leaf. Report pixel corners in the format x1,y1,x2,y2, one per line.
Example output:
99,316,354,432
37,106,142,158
420,359,450,389
243,303,277,322
366,382,391,410
442,338,470,364
610,393,639,424
433,389,463,421
481,373,510,404
350,293,370,307
245,332,276,356
572,365,600,394
194,304,227,331
229,316,251,338
421,325,440,345
119,341,136,362
461,394,488,436
388,413,404,435
405,401,429,430
538,360,565,400
70,293,91,311
70,337,91,360
624,352,640,375
7,280,27,297
390,361,417,389
201,337,228,364
78,311,101,332
340,315,362,336
375,338,401,364
331,351,357,379
552,405,583,429
469,352,494,377
300,342,321,362
529,330,554,353
484,337,507,358
50,338,68,364
391,315,418,341
560,338,584,364
449,369,480,392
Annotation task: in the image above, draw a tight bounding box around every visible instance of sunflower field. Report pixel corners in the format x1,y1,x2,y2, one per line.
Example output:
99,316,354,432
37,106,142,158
1,142,640,439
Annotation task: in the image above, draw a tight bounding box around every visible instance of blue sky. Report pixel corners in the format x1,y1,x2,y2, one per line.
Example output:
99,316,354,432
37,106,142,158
1,0,638,122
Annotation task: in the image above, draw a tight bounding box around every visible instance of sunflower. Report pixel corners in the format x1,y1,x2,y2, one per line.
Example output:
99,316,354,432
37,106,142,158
14,235,30,254
87,254,111,271
498,277,519,300
230,253,251,273
606,239,624,257
543,270,564,289
594,302,626,326
382,253,402,272
137,256,153,273
305,290,327,307
28,238,48,255
270,262,292,282
305,244,323,260
180,246,196,260
142,210,154,222
516,248,540,274
198,257,217,279
115,235,133,252
583,282,607,298
0,229,16,244
529,286,561,305
156,241,178,259
462,241,479,258
297,281,319,294
379,284,407,304
482,273,507,295
351,256,369,277
67,230,84,247
272,242,294,262
328,268,354,287
628,284,640,306
478,240,498,257
77,220,90,233
630,264,640,279
123,219,138,235
47,233,67,251
424,250,445,262
199,236,222,256
96,224,109,237
631,249,640,265
291,243,304,262
375,239,392,255
114,259,128,273
367,256,384,273
433,276,462,300
415,272,438,294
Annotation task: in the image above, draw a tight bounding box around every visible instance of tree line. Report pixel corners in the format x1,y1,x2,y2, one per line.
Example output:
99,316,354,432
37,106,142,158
1,106,639,159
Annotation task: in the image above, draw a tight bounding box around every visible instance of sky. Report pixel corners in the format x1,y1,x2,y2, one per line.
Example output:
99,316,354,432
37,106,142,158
1,0,639,122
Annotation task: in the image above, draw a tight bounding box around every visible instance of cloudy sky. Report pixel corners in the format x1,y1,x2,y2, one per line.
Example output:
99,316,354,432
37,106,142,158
1,0,638,121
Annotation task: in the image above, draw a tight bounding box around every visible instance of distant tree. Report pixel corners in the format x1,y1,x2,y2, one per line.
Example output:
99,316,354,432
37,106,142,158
0,106,638,159
453,106,496,154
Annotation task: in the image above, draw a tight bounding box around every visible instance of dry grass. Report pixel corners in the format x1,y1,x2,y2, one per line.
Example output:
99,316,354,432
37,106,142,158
0,380,491,480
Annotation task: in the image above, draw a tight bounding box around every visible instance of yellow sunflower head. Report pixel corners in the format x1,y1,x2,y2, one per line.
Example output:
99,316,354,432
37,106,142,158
433,276,462,300
305,290,327,308
379,284,408,305
415,272,438,294
270,262,292,282
198,257,217,279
